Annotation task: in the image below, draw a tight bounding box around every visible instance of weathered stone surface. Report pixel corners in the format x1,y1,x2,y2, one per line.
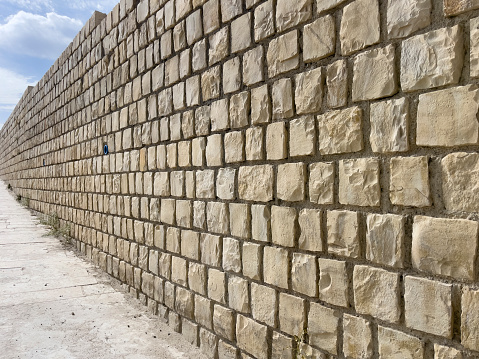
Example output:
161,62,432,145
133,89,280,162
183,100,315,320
236,315,268,359
223,237,241,273
298,209,322,252
243,46,264,86
277,163,305,202
326,59,348,109
295,68,323,115
251,204,270,242
327,210,360,258
442,152,479,212
216,167,235,200
387,0,431,39
251,85,271,125
251,283,276,326
199,328,217,357
196,170,215,198
471,17,479,77
224,131,244,163
267,30,299,78
339,158,380,207
289,116,315,157
263,246,289,289
238,165,274,202
353,265,400,323
201,66,221,101
229,203,250,238
404,276,452,337
195,295,213,328
266,122,287,160
444,0,479,16
462,287,479,351
276,0,311,32
318,258,348,307
203,0,220,34
317,0,347,13
304,15,335,62
279,293,305,336
272,78,293,120
207,202,229,235
218,341,237,359
390,156,430,207
343,314,373,359
272,332,294,359
401,25,463,92
378,326,424,359
340,0,380,55
309,162,334,205
318,107,363,155
201,233,222,267
271,206,296,247
417,85,479,146
228,276,250,313
223,57,241,94
434,344,463,359
230,91,250,129
412,216,478,280
242,243,261,280
352,45,397,102
370,98,409,153
366,214,404,268
308,303,340,355
208,268,226,303
221,0,242,22
291,253,317,296
254,0,274,41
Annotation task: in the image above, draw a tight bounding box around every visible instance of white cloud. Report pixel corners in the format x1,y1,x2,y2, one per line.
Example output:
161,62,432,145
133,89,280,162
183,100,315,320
0,11,83,60
4,0,54,12
0,67,36,111
68,0,119,12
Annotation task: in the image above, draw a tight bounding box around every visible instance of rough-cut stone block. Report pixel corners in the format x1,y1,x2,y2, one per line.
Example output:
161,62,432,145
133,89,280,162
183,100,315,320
279,293,305,336
272,78,293,120
224,131,244,163
304,15,335,62
416,85,479,146
254,0,274,41
387,0,431,39
277,163,305,202
326,59,347,109
203,0,219,35
444,0,479,16
412,216,478,280
251,85,271,125
218,341,237,359
471,17,479,77
352,45,397,102
366,214,404,268
339,158,380,207
231,13,252,53
292,253,317,296
242,243,261,280
318,107,363,155
271,206,296,247
251,283,276,327
221,0,242,22
343,314,373,359
340,0,380,55
462,287,479,351
238,165,274,202
208,268,226,303
199,328,217,357
401,25,463,92
230,91,250,129
442,152,479,212
266,122,287,160
236,315,268,359
272,332,294,359
308,303,339,355
223,58,241,94
251,204,270,243
243,46,264,86
327,210,359,258
207,202,229,235
378,326,424,359
317,0,347,13
295,68,323,115
216,168,236,200
201,233,222,267
195,295,213,329
223,237,241,273
434,344,463,359
318,258,348,307
228,276,250,313
211,99,229,131
298,209,322,252
267,30,299,78
213,305,235,341
390,156,430,207
289,116,315,157
370,98,409,153
196,170,215,198
263,246,289,289
201,66,221,101
309,162,334,205
229,203,250,239
276,0,311,32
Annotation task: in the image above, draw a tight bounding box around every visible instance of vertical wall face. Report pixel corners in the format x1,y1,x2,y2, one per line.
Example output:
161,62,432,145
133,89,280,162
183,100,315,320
2,0,479,357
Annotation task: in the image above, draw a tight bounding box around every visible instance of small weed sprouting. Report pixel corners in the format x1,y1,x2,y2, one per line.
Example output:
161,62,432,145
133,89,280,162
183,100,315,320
20,196,30,207
293,328,309,359
7,184,11,190
40,213,71,241
16,194,21,202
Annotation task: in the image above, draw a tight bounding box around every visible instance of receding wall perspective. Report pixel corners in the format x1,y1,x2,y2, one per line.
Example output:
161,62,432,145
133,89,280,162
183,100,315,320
2,0,479,357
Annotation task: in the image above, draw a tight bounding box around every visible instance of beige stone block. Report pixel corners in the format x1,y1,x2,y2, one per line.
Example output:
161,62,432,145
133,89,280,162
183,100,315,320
192,39,207,72
442,152,479,212
251,85,271,125
308,162,334,205
304,15,335,62
434,344,463,359
339,158,380,207
186,76,200,106
221,0,242,22
366,214,404,268
173,21,187,52
254,0,274,41
352,45,397,102
224,132,244,164
251,204,270,243
209,27,229,65
340,0,380,55
202,65,221,100
211,99,230,131
189,262,207,295
292,253,317,296
444,0,479,16
318,258,348,307
228,276,250,313
401,26,463,92
264,246,288,289
201,233,222,267
229,203,250,239
326,59,347,109
194,201,206,229
236,315,268,359
186,9,203,45
161,199,176,225
417,85,479,146
404,276,452,337
354,265,400,323
271,206,297,247
216,167,236,200
238,165,274,202
242,242,261,280
203,0,219,35
471,17,479,77
327,210,359,258
279,293,305,336
289,116,316,157
195,106,211,137
213,305,234,340
176,200,192,227
170,171,185,197
266,122,287,160
176,0,192,20
272,332,294,359
175,287,194,319
462,287,479,351
272,78,293,120
196,170,215,198
195,296,213,328
166,227,181,253
343,314,373,359
230,91,250,128
267,30,299,78
218,341,238,359
378,326,423,359
223,237,241,273
208,268,226,303
297,69,323,116
387,0,431,39
154,172,170,196
308,303,339,355
318,107,363,155
277,163,305,202
182,319,198,346
276,0,311,32
207,202,229,235
243,46,264,86
317,0,347,13
199,328,217,357
181,230,199,260
246,127,264,161
251,283,276,326
390,156,430,207
178,141,192,168
206,134,223,167
412,216,478,280
223,57,241,94
231,13,252,53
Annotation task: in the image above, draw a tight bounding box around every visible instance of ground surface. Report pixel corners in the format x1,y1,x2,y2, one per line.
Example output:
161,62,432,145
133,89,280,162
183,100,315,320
0,181,207,359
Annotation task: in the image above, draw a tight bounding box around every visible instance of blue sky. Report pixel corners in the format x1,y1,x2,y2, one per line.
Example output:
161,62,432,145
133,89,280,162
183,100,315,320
0,0,119,129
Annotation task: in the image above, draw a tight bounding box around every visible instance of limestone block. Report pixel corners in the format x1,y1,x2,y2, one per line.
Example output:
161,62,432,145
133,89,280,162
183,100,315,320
292,253,317,296
199,328,217,357
211,99,230,131
218,341,238,359
309,162,334,205
352,45,397,102
223,57,241,94
172,256,188,286
471,17,479,77
251,204,270,242
229,203,250,238
195,298,213,331
186,76,200,106
442,152,479,212
318,259,348,308
404,276,452,337
189,262,207,295
412,216,478,280
167,227,181,253
298,209,322,252
231,13,252,53
339,158,380,207
266,122,287,160
242,243,261,280
221,0,242,22
209,27,229,65
202,66,221,101
213,305,235,340
181,230,199,260
159,253,171,279
246,127,264,161
390,156,430,207
387,0,431,39
272,332,294,359
161,199,176,225
254,0,274,41
206,134,223,167
161,31,173,60
272,78,293,120
295,68,323,115
378,326,423,359
353,265,400,323
251,85,271,125
154,172,170,196
277,163,305,202
236,315,268,359
444,0,479,16
186,10,203,45
192,40,207,72
207,202,229,235
208,268,226,303
417,85,479,146
194,201,206,229
176,0,192,20
462,287,479,351
238,165,274,202
370,98,409,153
340,0,380,55
326,59,347,109
318,107,363,155
276,0,311,32
401,26,463,92
175,287,194,319
243,46,264,86
203,0,220,35
228,276,250,313
279,293,305,336
366,214,404,268
170,171,185,197
251,283,276,326
173,22,187,52
304,15,335,62
271,206,297,247
434,344,463,359
308,303,339,355
195,106,211,137
289,116,315,157
196,170,215,198
223,237,241,273
176,200,192,227
327,210,359,258
264,246,289,289
343,314,373,359
165,56,180,86
267,30,299,78
201,233,222,267
317,0,347,13
230,91,250,129
216,167,236,200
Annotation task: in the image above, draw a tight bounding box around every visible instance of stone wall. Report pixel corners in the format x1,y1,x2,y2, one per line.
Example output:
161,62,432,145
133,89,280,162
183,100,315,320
1,0,479,357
